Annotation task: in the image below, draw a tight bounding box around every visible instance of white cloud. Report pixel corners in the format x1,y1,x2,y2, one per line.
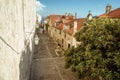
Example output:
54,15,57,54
36,0,46,12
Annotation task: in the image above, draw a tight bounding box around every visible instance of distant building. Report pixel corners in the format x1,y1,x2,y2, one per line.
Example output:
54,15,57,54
45,4,120,51
87,10,93,20
98,4,120,19
45,14,85,50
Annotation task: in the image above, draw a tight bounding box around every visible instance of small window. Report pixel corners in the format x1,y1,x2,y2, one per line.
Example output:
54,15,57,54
59,30,61,34
68,44,70,48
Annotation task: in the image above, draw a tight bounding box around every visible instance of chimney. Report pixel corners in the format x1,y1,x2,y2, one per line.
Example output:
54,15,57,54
74,20,77,35
73,19,78,48
75,12,77,19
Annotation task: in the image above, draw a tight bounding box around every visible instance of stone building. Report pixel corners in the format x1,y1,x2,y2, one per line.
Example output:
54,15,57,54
45,5,120,51
45,14,85,50
0,0,36,80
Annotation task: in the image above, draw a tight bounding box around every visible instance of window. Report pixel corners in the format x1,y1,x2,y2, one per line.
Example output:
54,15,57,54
59,30,61,34
68,43,70,48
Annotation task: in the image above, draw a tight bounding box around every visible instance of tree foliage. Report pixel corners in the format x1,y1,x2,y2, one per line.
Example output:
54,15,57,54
65,18,120,80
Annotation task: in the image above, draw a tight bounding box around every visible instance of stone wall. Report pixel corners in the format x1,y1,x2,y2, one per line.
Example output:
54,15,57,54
0,0,36,80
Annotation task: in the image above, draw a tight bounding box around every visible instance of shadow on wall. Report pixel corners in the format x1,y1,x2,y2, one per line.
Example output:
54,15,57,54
19,41,34,80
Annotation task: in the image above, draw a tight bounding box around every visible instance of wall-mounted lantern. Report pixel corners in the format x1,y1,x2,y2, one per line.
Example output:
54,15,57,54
34,34,39,45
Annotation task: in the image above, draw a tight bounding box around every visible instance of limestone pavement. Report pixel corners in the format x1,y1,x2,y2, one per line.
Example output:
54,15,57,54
30,30,79,80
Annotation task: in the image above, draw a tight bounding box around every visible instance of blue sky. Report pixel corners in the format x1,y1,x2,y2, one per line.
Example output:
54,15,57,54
37,0,120,18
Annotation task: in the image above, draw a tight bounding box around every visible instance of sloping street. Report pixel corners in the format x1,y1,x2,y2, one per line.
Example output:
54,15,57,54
30,30,79,80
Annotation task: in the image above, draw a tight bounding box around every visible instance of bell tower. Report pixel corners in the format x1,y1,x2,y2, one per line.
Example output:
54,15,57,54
105,4,112,13
87,10,92,20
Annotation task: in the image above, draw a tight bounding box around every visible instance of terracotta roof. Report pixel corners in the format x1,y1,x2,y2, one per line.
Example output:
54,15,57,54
65,16,74,19
47,14,85,36
47,15,63,26
64,19,74,24
64,18,85,35
77,18,85,30
47,14,75,27
64,27,74,35
56,23,64,30
98,8,120,18
98,13,107,18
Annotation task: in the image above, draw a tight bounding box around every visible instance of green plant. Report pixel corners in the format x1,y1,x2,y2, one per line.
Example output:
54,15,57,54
65,18,120,80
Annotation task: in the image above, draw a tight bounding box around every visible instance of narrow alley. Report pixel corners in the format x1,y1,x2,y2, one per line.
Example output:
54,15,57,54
30,30,79,80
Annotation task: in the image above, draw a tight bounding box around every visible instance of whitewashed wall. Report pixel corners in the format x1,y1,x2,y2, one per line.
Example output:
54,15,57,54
0,0,36,80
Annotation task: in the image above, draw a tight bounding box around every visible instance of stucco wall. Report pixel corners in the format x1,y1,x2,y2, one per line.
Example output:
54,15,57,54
0,0,36,80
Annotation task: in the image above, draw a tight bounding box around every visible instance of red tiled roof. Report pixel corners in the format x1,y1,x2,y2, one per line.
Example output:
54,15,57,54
64,19,74,25
77,18,85,30
98,8,120,18
47,15,63,26
65,16,74,20
51,15,60,26
64,27,74,35
64,18,85,35
47,14,75,27
56,23,64,30
56,19,74,31
47,14,85,36
98,14,108,18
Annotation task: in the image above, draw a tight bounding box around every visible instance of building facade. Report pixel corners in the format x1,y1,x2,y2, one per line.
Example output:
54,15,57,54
45,14,85,50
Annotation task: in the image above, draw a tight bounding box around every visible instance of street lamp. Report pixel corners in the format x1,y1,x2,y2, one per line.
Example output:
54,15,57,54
34,34,39,45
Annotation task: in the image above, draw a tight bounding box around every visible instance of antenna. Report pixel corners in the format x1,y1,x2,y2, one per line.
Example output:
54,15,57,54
75,12,77,19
